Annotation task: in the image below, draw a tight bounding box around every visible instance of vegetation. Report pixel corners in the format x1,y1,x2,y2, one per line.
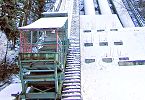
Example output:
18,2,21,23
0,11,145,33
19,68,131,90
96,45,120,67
135,0,145,17
0,0,47,81
0,0,46,42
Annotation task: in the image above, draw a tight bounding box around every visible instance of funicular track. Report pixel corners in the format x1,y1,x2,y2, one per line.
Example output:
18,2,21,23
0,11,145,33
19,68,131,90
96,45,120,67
61,0,81,99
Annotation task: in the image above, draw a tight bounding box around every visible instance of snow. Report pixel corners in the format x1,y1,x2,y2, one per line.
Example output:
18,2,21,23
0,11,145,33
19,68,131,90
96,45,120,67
112,0,135,27
80,27,145,100
0,83,22,100
81,64,145,100
84,0,96,15
0,31,7,62
0,75,21,100
59,0,68,11
18,17,67,30
98,0,112,14
80,15,122,30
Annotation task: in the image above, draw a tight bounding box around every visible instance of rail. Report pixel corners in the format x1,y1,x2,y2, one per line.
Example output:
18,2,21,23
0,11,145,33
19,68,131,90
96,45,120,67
122,0,145,27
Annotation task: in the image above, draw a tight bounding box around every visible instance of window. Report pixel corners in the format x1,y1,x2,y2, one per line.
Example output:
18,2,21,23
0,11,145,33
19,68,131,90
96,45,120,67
119,57,129,60
114,41,123,45
83,30,91,32
99,42,108,46
118,60,145,66
102,58,113,63
84,43,93,47
97,29,105,32
85,59,95,63
110,29,118,31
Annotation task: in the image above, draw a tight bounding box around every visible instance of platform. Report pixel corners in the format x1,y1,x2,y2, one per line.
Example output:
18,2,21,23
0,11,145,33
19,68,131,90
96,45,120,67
80,14,123,30
80,24,145,99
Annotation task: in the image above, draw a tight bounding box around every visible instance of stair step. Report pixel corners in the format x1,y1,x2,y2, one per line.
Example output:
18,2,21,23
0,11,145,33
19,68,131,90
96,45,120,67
69,50,80,53
67,59,80,62
67,63,80,65
69,38,79,40
64,85,81,89
65,69,80,71
68,54,80,56
69,53,80,54
68,48,80,51
64,80,80,83
64,78,80,81
65,70,80,73
69,46,80,47
69,43,80,44
62,92,81,97
67,57,74,59
69,46,80,48
62,96,81,100
67,60,80,62
67,64,80,66
62,88,81,93
65,66,80,69
67,58,74,59
67,61,80,63
63,82,81,86
65,68,80,71
66,65,80,67
65,74,80,77
65,72,80,74
65,71,80,74
65,75,80,79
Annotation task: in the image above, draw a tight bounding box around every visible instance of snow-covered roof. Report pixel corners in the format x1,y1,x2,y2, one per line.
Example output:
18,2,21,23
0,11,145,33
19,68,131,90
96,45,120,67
42,12,68,17
18,17,67,30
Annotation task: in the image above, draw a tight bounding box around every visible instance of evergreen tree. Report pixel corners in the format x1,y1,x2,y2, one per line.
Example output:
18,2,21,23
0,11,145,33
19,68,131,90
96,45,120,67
0,0,46,81
0,0,46,44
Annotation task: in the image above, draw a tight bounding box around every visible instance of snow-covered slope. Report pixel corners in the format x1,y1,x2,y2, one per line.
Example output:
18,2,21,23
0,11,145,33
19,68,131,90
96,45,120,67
80,27,145,100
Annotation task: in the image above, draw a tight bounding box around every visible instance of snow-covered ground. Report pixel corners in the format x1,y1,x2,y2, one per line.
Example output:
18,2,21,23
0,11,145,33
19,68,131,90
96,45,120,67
0,75,21,100
81,63,145,100
80,27,145,100
0,31,7,62
0,31,19,64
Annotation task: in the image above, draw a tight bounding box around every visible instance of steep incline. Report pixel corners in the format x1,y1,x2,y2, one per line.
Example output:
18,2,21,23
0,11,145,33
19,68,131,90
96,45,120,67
62,0,81,99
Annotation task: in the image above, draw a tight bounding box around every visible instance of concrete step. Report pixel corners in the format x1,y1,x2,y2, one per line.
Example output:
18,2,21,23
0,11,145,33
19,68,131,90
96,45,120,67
64,78,80,81
65,71,80,74
65,67,80,70
68,63,81,66
63,82,81,86
63,85,81,89
64,79,80,83
67,63,80,65
62,96,81,100
69,52,80,54
62,89,81,93
65,76,80,80
62,92,81,97
65,66,80,69
65,74,80,77
65,70,80,72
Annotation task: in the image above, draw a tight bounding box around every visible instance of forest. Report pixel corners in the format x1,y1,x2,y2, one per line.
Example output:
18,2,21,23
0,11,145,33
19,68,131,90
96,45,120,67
0,0,54,81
